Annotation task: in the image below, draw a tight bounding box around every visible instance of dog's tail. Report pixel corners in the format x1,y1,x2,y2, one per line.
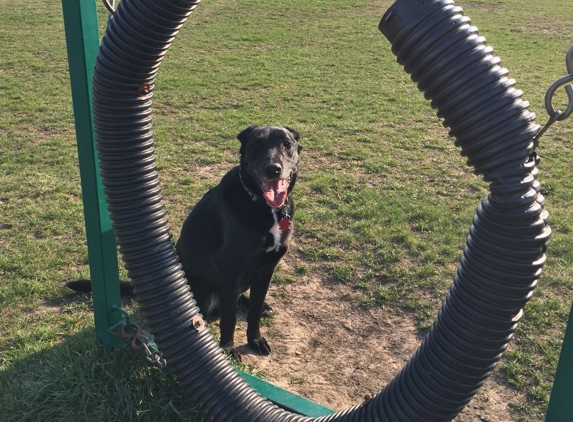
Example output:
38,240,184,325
66,279,135,297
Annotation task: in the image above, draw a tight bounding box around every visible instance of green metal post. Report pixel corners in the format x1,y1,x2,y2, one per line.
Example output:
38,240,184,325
62,0,122,349
545,303,573,421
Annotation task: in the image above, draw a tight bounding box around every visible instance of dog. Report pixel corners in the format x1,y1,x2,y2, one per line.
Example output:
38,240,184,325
68,125,301,361
175,124,301,360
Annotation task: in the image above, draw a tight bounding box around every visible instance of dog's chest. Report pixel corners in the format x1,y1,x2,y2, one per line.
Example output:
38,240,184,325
264,208,290,253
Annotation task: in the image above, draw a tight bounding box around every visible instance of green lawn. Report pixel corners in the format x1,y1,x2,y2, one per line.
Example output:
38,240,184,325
1,0,572,420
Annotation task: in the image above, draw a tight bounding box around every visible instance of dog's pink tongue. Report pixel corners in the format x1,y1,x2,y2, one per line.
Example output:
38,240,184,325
261,179,288,208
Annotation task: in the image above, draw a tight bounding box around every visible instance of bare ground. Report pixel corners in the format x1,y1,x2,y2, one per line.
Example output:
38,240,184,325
229,252,532,422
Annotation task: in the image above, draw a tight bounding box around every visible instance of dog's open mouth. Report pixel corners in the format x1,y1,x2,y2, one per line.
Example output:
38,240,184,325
260,178,290,208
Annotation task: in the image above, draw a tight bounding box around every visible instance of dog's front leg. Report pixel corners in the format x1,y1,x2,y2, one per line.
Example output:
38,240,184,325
218,285,241,361
246,270,273,356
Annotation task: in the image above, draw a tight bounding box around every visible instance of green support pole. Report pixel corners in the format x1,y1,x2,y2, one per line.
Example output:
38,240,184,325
545,303,573,421
62,0,122,349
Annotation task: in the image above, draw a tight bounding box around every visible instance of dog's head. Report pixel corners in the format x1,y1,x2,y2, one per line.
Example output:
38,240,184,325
237,125,302,208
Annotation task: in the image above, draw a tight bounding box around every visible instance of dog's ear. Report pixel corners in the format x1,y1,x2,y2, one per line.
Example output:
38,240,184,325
237,125,258,145
285,127,302,153
284,127,300,142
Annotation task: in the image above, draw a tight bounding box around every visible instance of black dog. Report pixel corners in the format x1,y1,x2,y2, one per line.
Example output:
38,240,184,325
67,125,301,361
176,125,301,360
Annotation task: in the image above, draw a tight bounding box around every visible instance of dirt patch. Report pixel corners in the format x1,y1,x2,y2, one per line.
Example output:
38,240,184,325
521,24,569,37
229,252,531,421
237,273,419,410
36,303,63,315
460,1,504,11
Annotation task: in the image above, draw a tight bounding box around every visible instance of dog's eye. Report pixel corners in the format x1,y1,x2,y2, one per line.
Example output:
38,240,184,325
282,140,292,149
252,142,262,150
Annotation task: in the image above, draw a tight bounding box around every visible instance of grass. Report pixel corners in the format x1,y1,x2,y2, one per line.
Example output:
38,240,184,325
1,328,202,421
1,0,572,420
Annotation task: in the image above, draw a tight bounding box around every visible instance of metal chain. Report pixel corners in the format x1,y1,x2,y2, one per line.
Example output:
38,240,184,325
534,45,573,144
115,322,167,369
110,306,205,369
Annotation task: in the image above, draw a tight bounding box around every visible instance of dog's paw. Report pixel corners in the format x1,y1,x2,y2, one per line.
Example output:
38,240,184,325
261,303,273,317
226,347,242,362
248,337,271,356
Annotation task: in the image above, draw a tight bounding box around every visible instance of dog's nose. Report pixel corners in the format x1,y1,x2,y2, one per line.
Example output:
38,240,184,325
264,163,282,178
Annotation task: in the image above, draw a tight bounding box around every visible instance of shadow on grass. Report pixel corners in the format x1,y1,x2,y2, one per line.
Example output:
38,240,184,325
0,328,203,422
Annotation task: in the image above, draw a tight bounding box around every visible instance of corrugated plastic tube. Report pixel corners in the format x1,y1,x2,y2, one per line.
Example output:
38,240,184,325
92,0,551,420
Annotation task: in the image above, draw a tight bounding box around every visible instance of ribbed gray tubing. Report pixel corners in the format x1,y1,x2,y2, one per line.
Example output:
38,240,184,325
92,0,550,420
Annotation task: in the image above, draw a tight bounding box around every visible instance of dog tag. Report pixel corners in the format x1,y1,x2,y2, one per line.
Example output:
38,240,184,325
278,218,291,231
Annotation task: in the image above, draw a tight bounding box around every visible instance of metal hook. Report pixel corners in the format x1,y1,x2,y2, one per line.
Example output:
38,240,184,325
103,0,115,14
544,46,573,121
